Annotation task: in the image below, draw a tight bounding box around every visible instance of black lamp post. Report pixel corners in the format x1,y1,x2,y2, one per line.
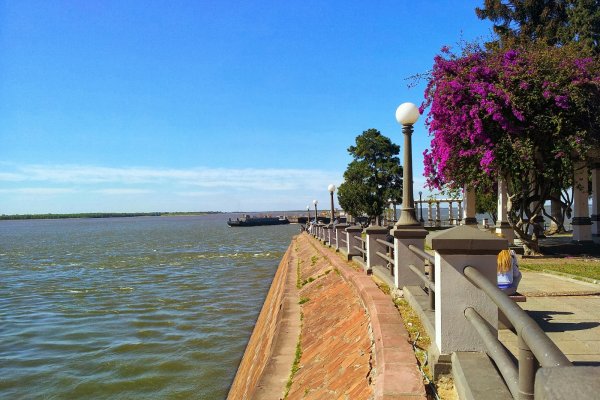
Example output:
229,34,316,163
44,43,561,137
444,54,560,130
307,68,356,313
313,199,318,223
328,184,336,224
419,191,424,223
395,102,421,227
306,205,310,224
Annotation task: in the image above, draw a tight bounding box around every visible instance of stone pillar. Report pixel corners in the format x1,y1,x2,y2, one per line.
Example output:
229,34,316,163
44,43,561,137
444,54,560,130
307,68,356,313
495,177,514,244
334,223,349,251
325,224,334,246
428,201,433,227
427,226,506,365
365,226,390,274
572,161,592,243
457,201,463,225
463,186,477,225
392,224,428,290
592,166,600,240
435,201,441,227
345,226,364,261
448,201,454,225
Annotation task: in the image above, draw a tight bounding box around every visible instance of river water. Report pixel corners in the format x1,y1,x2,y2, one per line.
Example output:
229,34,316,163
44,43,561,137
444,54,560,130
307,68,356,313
0,214,299,399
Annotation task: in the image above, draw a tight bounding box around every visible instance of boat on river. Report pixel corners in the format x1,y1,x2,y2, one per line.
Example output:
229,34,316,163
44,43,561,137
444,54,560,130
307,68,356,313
227,214,290,227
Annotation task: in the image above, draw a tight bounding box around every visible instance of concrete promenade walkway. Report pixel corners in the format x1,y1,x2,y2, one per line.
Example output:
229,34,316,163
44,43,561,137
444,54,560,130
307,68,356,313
499,270,600,365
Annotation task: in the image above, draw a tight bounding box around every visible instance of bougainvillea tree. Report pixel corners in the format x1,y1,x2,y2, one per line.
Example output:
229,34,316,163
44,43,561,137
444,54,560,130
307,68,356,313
421,43,600,254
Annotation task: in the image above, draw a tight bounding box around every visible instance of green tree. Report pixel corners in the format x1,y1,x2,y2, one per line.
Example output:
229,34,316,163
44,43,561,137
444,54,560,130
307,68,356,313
476,0,600,53
337,129,403,225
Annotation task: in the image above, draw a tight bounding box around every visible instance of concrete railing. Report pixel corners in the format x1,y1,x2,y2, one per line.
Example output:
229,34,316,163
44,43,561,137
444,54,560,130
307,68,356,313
463,266,571,399
310,222,600,398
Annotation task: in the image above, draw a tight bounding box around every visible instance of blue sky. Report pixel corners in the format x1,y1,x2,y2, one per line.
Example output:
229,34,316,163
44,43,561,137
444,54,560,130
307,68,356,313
1,1,494,214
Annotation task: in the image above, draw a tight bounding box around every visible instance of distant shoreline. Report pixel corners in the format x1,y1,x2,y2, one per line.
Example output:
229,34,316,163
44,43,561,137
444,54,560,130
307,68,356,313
0,212,222,221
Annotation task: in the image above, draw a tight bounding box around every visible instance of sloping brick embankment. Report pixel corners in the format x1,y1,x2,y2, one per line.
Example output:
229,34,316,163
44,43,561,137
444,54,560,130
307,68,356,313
227,233,426,399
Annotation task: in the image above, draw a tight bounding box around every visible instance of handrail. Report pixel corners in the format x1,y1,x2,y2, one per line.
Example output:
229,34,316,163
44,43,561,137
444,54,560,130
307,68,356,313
408,244,434,264
354,235,365,243
408,264,434,292
464,307,519,398
464,265,571,399
376,251,394,265
353,245,366,255
375,238,393,249
463,266,571,368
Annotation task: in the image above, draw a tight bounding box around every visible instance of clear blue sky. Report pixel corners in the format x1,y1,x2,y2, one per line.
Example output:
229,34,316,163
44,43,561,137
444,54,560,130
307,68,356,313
0,1,494,214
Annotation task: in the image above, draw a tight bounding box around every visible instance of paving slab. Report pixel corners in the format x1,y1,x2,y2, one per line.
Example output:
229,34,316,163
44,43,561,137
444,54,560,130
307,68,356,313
498,270,600,366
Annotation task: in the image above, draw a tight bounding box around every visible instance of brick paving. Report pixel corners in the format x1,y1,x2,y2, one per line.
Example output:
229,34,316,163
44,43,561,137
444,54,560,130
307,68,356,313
228,233,426,399
287,235,373,400
297,233,426,400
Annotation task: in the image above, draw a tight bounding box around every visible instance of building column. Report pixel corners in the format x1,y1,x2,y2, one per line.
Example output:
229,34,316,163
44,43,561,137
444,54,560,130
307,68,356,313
463,185,477,225
448,201,454,225
495,176,514,244
572,161,592,243
591,165,600,240
435,201,441,227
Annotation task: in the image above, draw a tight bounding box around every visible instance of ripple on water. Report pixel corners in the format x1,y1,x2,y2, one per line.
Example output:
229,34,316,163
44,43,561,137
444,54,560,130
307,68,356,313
0,216,299,399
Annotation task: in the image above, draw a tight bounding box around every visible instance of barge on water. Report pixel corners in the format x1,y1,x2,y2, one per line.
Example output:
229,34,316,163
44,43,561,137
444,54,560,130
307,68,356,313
227,215,290,227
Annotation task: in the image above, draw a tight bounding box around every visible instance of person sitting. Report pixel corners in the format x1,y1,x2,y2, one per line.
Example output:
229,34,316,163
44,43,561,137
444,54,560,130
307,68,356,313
497,249,522,296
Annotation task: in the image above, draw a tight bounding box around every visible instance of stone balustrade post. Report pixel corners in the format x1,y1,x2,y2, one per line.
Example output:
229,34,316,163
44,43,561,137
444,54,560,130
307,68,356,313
426,226,506,372
448,201,454,225
334,223,349,251
435,201,441,227
365,226,390,274
345,226,364,261
324,224,334,246
428,201,433,227
392,224,428,289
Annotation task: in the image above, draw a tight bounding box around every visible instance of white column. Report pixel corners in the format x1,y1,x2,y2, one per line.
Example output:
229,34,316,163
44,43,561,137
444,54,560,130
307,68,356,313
463,186,477,225
448,201,454,225
592,166,600,240
428,201,433,227
435,201,441,227
572,161,592,242
495,177,514,243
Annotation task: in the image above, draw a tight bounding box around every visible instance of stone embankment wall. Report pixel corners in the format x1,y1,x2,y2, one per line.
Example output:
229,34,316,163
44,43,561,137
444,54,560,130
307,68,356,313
227,243,294,400
228,233,426,399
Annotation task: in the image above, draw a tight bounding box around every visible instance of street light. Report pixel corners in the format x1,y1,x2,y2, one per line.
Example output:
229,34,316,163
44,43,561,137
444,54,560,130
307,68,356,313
328,184,336,224
306,205,311,224
313,199,318,223
395,102,421,226
418,191,424,223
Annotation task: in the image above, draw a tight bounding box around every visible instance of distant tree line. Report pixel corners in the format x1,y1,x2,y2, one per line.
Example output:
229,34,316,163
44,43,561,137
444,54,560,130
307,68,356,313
0,212,221,220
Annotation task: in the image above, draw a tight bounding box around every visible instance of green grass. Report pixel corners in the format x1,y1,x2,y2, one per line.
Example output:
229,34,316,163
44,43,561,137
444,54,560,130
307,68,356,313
299,297,310,304
284,313,304,399
520,260,600,281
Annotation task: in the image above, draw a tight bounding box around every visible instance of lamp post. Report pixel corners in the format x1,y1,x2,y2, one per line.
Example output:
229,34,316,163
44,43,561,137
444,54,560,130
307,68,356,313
313,199,318,223
328,184,336,224
306,205,311,224
418,191,424,223
395,102,421,227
